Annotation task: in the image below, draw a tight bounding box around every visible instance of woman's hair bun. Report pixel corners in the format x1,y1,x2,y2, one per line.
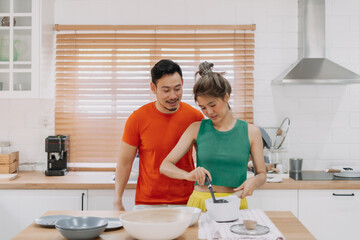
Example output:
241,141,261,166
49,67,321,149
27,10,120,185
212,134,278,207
198,61,214,77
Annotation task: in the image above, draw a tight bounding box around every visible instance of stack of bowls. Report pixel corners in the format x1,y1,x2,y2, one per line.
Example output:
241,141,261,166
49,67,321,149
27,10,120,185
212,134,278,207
55,216,108,240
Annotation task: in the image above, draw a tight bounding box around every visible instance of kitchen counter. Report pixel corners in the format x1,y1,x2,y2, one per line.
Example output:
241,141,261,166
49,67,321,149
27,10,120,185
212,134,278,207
1,171,360,190
12,210,315,240
0,171,136,189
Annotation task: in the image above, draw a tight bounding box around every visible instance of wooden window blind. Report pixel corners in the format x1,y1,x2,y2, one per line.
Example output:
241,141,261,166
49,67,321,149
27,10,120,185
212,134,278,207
55,25,255,165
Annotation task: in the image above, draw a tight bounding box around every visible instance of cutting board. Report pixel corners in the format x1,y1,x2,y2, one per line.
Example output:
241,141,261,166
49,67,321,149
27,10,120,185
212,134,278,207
0,173,18,181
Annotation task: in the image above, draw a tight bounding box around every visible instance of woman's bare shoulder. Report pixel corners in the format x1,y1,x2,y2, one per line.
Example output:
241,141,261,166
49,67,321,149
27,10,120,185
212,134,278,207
189,121,202,131
247,123,261,136
184,121,202,140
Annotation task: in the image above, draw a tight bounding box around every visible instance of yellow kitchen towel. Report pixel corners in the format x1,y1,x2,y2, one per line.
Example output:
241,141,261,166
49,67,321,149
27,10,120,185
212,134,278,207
187,190,248,211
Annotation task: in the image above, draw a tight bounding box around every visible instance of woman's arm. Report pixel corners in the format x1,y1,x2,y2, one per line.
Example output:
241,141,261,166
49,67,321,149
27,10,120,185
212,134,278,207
160,122,211,185
234,124,266,198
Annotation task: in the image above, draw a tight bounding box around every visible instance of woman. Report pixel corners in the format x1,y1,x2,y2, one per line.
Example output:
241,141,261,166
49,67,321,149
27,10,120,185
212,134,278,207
160,61,266,211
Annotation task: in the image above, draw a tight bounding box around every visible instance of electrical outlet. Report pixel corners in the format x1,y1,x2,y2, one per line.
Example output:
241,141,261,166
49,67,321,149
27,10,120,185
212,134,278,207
39,116,50,127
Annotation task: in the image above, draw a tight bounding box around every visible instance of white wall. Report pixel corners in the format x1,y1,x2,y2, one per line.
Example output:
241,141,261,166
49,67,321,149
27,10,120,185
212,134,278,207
0,0,359,170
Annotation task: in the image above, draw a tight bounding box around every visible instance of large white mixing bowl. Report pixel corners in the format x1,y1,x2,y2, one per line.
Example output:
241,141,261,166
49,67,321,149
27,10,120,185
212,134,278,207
120,208,192,240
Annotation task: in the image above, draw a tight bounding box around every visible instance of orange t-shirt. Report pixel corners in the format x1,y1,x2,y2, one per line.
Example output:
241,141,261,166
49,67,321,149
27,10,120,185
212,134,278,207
123,102,203,205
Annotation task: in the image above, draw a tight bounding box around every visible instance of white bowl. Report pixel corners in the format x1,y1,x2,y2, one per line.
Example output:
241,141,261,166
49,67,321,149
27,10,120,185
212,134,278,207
175,206,201,226
120,208,192,240
205,196,240,222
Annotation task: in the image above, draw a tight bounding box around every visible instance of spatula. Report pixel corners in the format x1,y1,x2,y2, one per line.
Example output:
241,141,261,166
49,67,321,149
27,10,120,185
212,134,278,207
205,175,228,203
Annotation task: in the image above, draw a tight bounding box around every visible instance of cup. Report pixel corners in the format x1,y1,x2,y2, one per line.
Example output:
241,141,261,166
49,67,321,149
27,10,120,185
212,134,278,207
289,158,303,173
15,83,22,91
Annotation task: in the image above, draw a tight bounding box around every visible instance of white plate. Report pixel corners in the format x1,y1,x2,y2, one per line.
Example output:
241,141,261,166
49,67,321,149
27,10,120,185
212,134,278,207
331,166,360,172
334,172,360,178
34,215,72,228
266,177,283,183
105,217,123,230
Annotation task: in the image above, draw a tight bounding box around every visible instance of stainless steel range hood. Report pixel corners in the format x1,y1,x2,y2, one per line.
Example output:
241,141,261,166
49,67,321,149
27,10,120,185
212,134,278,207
272,0,360,85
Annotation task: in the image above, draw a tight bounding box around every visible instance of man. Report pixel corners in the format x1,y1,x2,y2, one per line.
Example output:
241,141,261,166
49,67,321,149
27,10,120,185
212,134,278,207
114,59,203,210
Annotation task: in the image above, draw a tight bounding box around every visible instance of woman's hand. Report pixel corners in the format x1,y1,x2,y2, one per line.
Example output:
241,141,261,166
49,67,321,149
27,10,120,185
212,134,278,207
233,177,258,199
185,167,211,185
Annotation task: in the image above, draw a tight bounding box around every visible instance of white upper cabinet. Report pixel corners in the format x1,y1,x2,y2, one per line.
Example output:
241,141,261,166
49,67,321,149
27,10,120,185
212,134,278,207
0,0,40,98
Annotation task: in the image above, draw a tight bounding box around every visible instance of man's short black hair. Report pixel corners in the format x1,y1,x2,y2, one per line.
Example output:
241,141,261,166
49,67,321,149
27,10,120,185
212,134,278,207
151,59,183,85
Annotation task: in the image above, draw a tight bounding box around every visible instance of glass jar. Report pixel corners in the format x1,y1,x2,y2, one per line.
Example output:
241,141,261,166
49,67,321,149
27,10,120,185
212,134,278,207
265,148,289,173
0,141,11,154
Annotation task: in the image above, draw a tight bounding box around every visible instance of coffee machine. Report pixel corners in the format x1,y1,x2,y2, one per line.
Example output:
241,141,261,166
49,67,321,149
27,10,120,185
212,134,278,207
45,135,69,176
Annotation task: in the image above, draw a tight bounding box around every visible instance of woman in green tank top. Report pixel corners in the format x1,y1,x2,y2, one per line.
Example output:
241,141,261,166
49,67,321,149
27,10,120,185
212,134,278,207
160,61,266,211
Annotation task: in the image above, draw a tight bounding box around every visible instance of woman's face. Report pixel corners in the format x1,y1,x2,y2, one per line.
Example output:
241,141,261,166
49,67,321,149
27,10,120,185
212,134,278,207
197,95,229,123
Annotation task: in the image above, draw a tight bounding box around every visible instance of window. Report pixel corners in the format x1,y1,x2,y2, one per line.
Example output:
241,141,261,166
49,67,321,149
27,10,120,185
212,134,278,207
55,25,255,166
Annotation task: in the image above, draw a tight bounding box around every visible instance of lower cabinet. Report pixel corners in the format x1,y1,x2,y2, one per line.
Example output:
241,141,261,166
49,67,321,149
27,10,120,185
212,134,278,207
247,190,298,217
88,189,136,211
298,189,360,240
0,189,87,240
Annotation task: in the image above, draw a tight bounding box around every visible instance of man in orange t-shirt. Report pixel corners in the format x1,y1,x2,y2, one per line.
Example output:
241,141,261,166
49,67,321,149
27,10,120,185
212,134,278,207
114,59,203,210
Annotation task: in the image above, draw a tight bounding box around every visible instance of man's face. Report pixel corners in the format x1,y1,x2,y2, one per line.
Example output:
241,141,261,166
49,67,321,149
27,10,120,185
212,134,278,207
151,72,183,114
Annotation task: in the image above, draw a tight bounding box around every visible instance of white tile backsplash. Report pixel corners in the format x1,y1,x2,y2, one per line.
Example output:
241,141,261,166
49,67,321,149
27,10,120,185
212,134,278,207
333,128,360,143
350,144,360,159
317,85,346,97
282,85,318,98
332,32,359,48
298,98,333,114
332,95,360,112
318,113,350,128
328,15,350,32
0,99,54,169
235,0,255,23
349,15,360,32
318,144,350,159
330,0,359,15
348,84,360,96
350,112,360,128
298,127,333,144
0,128,9,140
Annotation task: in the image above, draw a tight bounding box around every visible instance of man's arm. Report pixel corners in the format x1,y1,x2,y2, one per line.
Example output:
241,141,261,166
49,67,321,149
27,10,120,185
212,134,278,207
113,141,137,211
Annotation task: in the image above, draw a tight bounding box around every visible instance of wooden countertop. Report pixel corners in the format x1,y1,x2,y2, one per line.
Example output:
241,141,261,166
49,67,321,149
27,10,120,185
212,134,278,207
1,171,360,190
13,210,315,240
0,171,136,189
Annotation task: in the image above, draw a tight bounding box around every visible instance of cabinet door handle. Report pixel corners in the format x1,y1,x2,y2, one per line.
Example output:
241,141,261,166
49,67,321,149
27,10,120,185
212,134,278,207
81,192,85,211
332,193,355,197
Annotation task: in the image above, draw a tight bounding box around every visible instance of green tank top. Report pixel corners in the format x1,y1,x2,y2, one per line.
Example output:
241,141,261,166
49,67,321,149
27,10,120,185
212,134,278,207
195,119,250,188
